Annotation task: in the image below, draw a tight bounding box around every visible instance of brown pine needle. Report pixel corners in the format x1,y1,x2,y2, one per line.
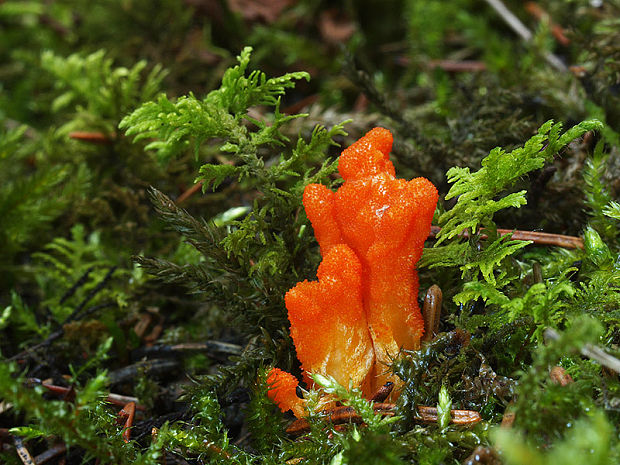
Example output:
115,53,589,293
69,131,114,144
545,328,620,373
525,2,571,46
429,226,584,249
286,403,481,436
177,181,204,204
422,285,443,343
427,60,487,72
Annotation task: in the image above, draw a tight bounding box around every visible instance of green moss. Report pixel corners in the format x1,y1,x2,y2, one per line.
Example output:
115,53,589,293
1,1,619,463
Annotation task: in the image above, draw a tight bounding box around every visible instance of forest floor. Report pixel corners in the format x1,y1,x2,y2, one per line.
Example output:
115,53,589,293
1,1,619,464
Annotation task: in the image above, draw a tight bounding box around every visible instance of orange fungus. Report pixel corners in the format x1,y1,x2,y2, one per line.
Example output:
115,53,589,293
270,127,438,415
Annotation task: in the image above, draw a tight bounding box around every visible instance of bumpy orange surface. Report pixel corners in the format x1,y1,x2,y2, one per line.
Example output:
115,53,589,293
266,368,305,418
285,244,375,396
271,128,438,415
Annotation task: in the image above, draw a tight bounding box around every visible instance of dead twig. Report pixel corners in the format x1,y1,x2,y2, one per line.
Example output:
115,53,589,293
9,302,116,362
177,181,204,204
59,267,95,305
427,60,487,72
429,226,584,249
10,302,116,363
107,393,145,410
132,340,243,360
107,358,180,385
69,131,115,144
33,443,67,465
286,403,481,436
545,328,620,373
485,0,532,42
63,267,118,325
483,0,567,71
29,379,147,411
395,56,487,73
10,267,118,362
13,436,36,465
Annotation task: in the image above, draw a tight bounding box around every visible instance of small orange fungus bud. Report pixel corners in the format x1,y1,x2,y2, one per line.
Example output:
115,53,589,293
266,368,305,418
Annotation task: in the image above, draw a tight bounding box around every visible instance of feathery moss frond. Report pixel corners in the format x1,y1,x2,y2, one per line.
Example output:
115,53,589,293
437,119,603,244
41,49,167,123
119,46,310,161
423,119,603,288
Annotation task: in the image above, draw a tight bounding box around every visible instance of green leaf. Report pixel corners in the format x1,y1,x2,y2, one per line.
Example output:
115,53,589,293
453,280,511,307
584,226,613,268
8,426,46,441
120,46,309,162
437,384,452,429
0,305,11,330
197,164,239,191
603,201,620,220
461,234,531,285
